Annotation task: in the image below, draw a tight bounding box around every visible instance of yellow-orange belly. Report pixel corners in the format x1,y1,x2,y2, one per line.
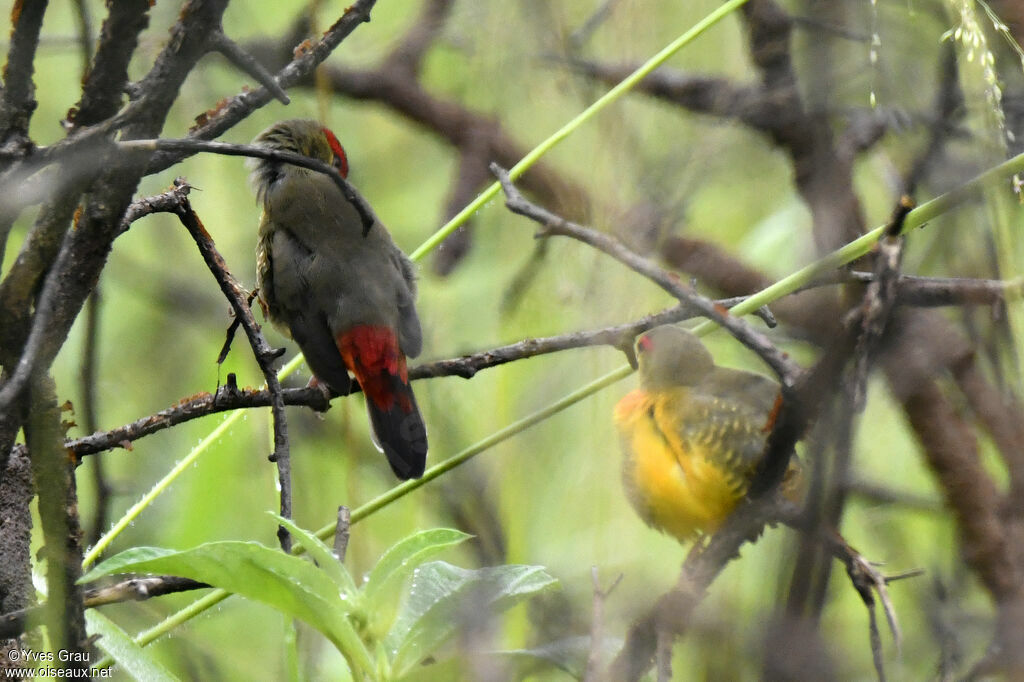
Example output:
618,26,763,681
614,389,745,541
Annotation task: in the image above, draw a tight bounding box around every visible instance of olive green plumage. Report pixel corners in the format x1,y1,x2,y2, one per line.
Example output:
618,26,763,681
614,325,796,540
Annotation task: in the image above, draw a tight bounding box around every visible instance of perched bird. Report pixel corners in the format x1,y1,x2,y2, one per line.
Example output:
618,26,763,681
251,119,427,479
614,325,797,541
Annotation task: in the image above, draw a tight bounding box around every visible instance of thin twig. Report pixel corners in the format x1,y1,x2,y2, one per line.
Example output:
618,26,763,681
148,0,379,168
583,567,622,682
0,575,210,640
169,180,293,553
209,30,291,104
334,506,351,563
119,183,199,232
65,300,752,459
119,138,375,234
844,272,1024,307
490,163,802,387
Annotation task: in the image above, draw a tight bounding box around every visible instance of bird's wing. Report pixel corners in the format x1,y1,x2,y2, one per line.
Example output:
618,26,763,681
700,368,802,499
262,167,421,357
390,246,422,358
266,226,353,394
705,367,781,415
660,387,773,494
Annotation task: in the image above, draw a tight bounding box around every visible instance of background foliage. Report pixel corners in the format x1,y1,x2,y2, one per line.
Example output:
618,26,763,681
2,0,1023,679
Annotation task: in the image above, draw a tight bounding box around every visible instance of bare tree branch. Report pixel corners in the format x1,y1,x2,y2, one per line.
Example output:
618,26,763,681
148,0,379,169
167,179,294,551
67,1,151,129
0,0,48,158
67,299,764,459
209,30,290,105
491,163,802,386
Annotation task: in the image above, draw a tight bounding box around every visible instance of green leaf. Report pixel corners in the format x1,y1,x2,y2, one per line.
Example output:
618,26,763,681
387,561,557,677
80,542,373,674
86,610,179,682
362,529,470,634
271,513,359,599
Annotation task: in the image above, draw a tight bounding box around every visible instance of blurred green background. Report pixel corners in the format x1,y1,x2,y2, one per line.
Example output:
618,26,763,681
3,0,1014,679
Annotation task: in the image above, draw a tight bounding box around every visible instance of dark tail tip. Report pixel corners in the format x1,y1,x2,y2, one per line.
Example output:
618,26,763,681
367,391,428,480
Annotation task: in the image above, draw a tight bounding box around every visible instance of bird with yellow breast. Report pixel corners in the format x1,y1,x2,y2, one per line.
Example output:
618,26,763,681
614,325,799,542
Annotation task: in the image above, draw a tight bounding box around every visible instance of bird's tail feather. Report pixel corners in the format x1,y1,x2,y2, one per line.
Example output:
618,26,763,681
364,376,427,479
338,326,427,479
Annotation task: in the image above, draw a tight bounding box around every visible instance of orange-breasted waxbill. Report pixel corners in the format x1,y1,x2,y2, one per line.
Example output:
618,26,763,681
251,119,427,479
614,325,799,541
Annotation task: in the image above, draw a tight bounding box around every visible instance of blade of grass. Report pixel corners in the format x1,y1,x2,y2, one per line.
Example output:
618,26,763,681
409,0,754,261
82,354,307,570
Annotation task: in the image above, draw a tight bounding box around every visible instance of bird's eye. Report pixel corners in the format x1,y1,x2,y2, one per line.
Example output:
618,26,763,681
331,154,348,177
637,336,654,353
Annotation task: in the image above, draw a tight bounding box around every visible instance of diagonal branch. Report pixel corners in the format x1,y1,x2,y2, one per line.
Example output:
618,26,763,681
491,163,801,386
68,1,151,128
147,0,378,171
0,0,48,158
168,180,294,553
209,30,291,105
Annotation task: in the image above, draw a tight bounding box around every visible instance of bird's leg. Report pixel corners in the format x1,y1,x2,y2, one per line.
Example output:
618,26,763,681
306,375,334,403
